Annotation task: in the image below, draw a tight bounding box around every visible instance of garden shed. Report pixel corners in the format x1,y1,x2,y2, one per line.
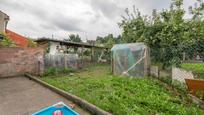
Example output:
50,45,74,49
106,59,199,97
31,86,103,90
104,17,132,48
111,43,150,77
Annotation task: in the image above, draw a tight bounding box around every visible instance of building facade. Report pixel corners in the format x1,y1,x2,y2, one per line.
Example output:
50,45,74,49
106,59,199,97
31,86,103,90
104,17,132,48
0,10,9,33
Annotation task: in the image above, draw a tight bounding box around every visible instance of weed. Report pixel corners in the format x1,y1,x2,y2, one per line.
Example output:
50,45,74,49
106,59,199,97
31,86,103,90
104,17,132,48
41,64,204,114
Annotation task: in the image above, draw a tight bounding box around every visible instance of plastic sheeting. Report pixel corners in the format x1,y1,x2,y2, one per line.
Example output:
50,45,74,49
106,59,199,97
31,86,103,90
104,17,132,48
44,54,79,69
111,43,150,77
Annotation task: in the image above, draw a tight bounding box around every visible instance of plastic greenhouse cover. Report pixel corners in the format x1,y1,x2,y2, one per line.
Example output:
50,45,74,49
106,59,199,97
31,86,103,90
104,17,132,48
111,43,148,77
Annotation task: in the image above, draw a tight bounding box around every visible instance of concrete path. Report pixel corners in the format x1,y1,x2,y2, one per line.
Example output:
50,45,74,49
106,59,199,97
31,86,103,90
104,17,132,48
0,76,90,115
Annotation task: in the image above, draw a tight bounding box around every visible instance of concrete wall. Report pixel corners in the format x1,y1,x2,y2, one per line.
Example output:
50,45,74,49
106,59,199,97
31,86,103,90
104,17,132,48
0,11,9,32
0,48,44,77
150,66,159,77
172,67,194,83
50,42,60,55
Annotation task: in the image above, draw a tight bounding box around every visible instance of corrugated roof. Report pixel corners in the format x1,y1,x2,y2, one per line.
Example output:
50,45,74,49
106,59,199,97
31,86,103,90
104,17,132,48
35,38,109,49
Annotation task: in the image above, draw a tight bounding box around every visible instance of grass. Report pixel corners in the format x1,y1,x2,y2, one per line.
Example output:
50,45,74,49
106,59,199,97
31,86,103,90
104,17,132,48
41,64,204,115
181,63,204,73
181,63,204,79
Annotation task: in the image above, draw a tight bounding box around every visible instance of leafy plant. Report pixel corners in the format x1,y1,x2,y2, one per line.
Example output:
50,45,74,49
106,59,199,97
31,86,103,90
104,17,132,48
41,64,204,114
43,67,75,76
27,39,37,47
0,32,16,47
195,90,204,101
119,0,204,68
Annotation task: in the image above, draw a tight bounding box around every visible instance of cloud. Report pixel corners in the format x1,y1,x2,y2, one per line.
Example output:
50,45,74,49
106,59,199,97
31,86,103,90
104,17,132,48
51,14,82,31
0,0,197,40
90,0,124,19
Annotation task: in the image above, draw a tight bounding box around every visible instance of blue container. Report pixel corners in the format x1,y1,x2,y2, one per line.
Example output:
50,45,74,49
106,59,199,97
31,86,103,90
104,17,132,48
33,102,78,115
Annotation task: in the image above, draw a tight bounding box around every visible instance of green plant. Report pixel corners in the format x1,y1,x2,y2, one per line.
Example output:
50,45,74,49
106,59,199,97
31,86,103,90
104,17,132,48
172,80,187,95
0,32,16,47
181,63,204,73
27,39,37,47
62,67,75,74
43,67,58,76
43,67,76,76
41,64,204,114
195,90,204,101
119,0,204,68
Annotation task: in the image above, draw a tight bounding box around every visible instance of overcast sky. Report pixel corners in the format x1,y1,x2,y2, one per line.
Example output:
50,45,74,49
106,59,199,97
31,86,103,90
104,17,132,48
0,0,196,41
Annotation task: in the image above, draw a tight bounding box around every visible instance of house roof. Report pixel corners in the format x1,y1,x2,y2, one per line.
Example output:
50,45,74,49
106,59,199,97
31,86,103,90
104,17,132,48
6,29,28,47
35,38,109,49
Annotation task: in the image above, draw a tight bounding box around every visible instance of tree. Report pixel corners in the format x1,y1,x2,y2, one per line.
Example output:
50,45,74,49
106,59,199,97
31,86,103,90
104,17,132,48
119,0,204,68
66,34,82,53
68,34,82,43
96,34,121,48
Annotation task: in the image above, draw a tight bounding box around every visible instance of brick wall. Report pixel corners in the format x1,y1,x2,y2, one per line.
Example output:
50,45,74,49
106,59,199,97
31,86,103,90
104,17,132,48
0,47,44,77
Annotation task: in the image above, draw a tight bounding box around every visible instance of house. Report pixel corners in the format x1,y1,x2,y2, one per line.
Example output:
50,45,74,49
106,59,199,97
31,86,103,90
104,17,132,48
0,10,9,33
0,10,28,47
35,38,108,55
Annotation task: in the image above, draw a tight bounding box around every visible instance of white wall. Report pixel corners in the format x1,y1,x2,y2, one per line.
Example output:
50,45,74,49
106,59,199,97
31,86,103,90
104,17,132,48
49,42,60,55
0,11,9,32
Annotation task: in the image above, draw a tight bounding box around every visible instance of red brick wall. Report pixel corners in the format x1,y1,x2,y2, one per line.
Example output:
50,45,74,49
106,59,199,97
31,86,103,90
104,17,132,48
0,47,44,77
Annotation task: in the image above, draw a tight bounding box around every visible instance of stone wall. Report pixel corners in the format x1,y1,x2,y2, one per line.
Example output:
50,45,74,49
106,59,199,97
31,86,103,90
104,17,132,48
172,67,194,83
0,48,44,77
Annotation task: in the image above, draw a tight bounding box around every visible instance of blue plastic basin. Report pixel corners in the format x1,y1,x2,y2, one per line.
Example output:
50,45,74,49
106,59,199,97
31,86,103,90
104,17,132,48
33,102,78,115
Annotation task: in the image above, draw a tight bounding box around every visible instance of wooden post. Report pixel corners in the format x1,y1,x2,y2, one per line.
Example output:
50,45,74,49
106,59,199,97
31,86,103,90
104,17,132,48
183,52,186,61
64,54,67,68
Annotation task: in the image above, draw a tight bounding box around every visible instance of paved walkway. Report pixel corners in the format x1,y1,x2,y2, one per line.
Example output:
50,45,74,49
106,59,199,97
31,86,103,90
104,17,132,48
0,76,89,115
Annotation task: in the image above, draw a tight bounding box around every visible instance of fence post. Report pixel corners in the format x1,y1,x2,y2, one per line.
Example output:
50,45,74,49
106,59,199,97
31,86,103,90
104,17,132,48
64,54,67,68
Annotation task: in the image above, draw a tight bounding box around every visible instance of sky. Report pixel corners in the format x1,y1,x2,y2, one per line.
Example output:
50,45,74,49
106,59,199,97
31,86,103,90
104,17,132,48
0,0,196,41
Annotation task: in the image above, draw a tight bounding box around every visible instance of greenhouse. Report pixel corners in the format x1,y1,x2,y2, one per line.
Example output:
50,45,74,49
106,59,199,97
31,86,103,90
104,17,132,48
111,43,150,77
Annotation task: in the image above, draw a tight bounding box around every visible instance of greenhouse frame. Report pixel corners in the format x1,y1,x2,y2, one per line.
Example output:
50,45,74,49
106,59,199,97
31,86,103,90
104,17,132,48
111,43,150,77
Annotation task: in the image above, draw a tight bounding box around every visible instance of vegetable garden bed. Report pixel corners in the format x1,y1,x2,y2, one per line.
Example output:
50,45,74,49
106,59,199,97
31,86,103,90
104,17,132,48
41,64,204,114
